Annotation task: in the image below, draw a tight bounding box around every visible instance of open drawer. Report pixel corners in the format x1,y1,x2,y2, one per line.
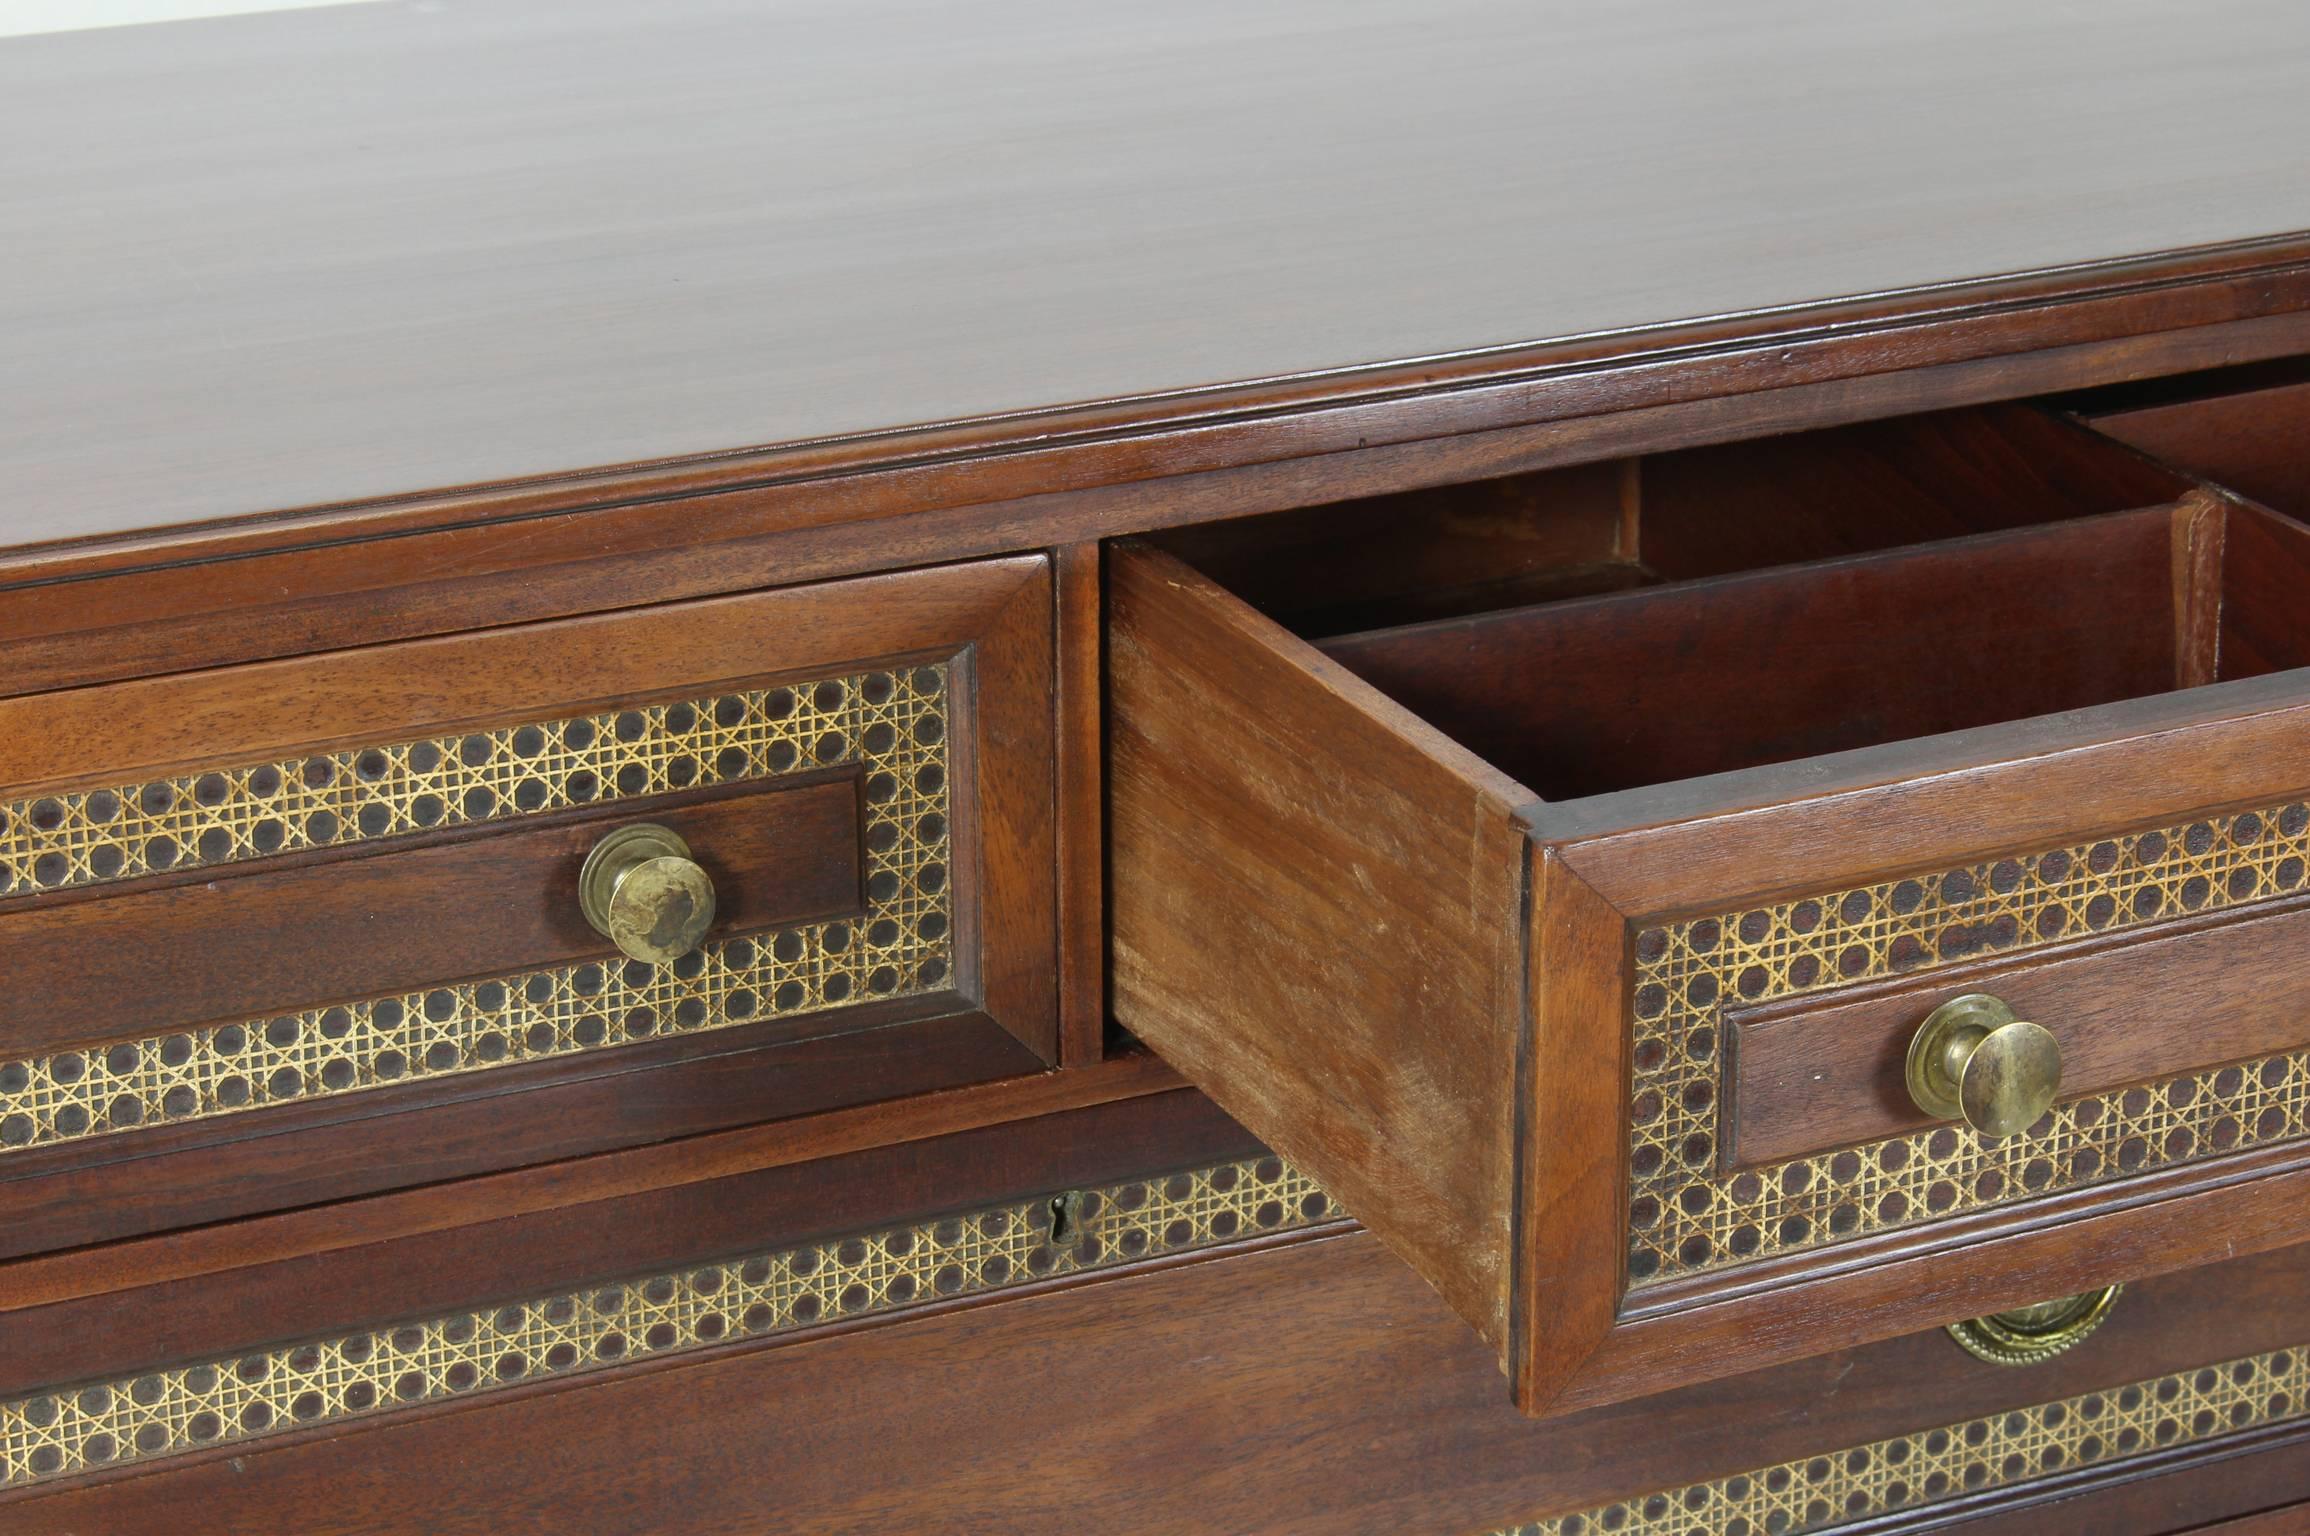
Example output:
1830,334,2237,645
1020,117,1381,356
1108,403,2310,1415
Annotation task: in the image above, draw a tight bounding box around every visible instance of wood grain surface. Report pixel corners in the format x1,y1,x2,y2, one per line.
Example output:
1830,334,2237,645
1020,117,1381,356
2091,366,2310,522
1322,509,2184,801
1107,541,1531,1350
19,1226,2310,1535
4,0,2309,546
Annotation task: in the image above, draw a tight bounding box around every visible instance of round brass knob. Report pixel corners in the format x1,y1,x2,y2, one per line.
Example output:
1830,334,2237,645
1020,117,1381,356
1904,993,2061,1139
579,823,717,964
1948,1286,2121,1366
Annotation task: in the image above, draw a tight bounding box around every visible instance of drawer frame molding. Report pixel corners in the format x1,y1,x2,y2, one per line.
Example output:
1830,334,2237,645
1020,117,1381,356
1493,1341,2310,1536
0,1155,1333,1492
1631,797,2310,1285
0,664,956,1156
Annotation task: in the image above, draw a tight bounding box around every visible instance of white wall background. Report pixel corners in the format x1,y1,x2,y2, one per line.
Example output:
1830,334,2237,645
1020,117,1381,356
0,0,374,37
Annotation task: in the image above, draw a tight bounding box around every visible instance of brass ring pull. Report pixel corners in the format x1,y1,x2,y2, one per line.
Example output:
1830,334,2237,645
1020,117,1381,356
1905,993,2062,1138
579,823,717,964
1948,1286,2122,1366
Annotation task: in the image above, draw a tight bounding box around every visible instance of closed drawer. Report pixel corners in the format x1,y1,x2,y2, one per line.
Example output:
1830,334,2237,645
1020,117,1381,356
0,1087,1289,1511
1108,403,2310,1414
0,556,1055,1253
12,1092,2310,1536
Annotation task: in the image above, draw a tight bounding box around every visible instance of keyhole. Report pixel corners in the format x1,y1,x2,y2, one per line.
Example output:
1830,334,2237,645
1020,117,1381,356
1047,1190,1085,1245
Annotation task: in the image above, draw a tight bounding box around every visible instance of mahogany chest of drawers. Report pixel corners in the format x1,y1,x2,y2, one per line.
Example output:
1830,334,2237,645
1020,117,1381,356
6,3,2310,1532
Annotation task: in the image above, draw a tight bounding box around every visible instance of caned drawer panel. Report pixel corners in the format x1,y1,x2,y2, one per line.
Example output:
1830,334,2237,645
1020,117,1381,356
0,557,1056,1253
6,1088,2308,1536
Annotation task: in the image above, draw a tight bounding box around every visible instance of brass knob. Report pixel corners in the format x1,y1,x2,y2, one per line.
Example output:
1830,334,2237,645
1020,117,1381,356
579,823,717,964
1905,993,2061,1138
1948,1286,2121,1366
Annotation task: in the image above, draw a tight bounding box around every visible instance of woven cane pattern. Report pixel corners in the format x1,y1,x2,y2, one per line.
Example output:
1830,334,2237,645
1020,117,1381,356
1628,801,2310,1283
0,1157,1330,1488
0,666,953,1155
1493,1343,2310,1535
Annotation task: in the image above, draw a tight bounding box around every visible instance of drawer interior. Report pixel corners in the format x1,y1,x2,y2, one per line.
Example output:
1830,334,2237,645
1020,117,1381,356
1156,404,2310,800
1155,404,2188,635
2079,359,2310,521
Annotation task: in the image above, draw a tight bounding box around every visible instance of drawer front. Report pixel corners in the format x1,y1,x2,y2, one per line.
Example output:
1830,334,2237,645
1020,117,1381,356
1489,1331,2310,1536
1629,811,2310,1288
1548,717,2310,1390
0,1090,1304,1502
0,557,1056,1252
10,1095,2310,1536
1106,405,2310,1419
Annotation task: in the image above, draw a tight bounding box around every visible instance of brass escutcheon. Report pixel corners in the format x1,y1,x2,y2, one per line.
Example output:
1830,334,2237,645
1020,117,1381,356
579,822,718,964
1906,993,2063,1138
1948,1286,2122,1366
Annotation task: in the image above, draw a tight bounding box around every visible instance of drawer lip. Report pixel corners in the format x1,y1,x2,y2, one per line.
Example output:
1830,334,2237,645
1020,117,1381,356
0,558,1036,789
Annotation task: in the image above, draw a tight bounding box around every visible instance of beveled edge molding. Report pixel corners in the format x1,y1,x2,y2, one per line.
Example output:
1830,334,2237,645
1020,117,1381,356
1629,798,2310,1284
13,233,2310,587
0,1155,1334,1492
1492,1341,2310,1536
0,665,953,1157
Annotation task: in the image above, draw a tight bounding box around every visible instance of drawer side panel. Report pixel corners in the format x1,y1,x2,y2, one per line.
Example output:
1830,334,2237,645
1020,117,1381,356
1107,543,1529,1347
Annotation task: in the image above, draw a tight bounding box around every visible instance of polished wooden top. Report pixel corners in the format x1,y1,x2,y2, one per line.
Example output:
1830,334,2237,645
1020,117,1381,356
3,0,2308,549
